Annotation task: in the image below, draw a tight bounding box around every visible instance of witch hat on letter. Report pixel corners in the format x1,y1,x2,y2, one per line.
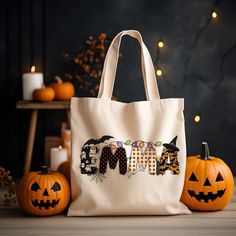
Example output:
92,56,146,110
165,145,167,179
163,136,179,151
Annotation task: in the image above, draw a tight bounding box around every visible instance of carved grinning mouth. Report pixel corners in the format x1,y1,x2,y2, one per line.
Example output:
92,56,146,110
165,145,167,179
188,189,226,203
31,199,60,209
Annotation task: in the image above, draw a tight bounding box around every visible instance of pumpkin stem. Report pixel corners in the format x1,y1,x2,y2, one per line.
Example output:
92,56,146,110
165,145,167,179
41,166,48,174
54,76,63,83
201,142,211,160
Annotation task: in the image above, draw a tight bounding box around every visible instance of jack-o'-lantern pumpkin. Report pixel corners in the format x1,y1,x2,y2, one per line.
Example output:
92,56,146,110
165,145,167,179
17,166,70,216
181,142,234,211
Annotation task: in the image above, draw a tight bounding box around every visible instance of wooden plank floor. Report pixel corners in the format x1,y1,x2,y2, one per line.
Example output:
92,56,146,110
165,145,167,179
0,192,235,236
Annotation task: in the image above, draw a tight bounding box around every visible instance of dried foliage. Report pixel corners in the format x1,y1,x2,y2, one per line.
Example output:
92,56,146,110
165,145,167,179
64,32,119,98
0,166,17,206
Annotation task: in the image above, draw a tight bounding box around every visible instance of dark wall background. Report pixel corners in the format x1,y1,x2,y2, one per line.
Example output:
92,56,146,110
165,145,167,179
0,0,236,176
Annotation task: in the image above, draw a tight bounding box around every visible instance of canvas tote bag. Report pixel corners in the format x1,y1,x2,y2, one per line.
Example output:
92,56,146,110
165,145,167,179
68,30,191,216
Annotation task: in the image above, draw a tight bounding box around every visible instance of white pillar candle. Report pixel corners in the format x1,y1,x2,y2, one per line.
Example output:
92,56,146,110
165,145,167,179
22,66,43,100
50,146,68,171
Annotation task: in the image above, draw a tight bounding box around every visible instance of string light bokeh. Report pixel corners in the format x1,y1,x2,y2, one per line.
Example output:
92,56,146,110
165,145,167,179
156,69,162,77
194,114,201,123
211,10,218,18
154,0,235,124
157,40,164,48
155,39,164,78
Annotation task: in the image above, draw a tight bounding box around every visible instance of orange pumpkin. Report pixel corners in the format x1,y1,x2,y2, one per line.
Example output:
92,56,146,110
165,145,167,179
33,86,55,102
17,166,70,216
57,161,70,182
181,142,234,211
50,76,75,100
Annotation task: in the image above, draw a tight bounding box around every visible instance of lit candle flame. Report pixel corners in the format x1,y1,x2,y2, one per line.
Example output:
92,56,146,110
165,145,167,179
59,145,62,150
31,66,36,73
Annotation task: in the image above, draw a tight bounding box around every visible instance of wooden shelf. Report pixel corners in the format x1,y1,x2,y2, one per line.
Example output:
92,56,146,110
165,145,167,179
16,100,70,110
16,100,71,174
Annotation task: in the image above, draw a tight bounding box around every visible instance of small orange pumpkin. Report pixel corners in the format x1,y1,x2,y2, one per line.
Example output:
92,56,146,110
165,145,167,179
57,161,70,182
17,166,70,216
181,142,234,211
33,86,55,102
50,76,75,101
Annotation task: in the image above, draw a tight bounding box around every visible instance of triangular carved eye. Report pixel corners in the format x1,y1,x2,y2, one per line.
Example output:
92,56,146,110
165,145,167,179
31,182,41,191
204,178,211,186
216,173,224,182
189,173,198,181
51,182,61,192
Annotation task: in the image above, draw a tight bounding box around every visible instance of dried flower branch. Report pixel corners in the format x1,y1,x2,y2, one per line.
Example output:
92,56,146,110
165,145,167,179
64,32,119,99
0,166,17,206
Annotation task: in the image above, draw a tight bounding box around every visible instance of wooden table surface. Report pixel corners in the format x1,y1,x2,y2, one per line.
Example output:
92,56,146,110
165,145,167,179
0,190,235,236
16,100,70,109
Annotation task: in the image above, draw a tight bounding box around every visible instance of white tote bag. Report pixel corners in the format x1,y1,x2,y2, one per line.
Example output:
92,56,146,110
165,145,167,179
68,30,191,216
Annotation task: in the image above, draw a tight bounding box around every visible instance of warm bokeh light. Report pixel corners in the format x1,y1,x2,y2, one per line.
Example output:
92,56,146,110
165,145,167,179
156,69,162,77
212,11,217,18
158,40,164,48
31,66,36,73
194,114,201,123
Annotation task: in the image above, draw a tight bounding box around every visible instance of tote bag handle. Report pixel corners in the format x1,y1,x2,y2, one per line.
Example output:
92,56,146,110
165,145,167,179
98,30,160,101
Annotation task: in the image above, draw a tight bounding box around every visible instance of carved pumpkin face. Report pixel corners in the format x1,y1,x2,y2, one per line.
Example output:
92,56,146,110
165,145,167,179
17,166,70,216
181,143,234,211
